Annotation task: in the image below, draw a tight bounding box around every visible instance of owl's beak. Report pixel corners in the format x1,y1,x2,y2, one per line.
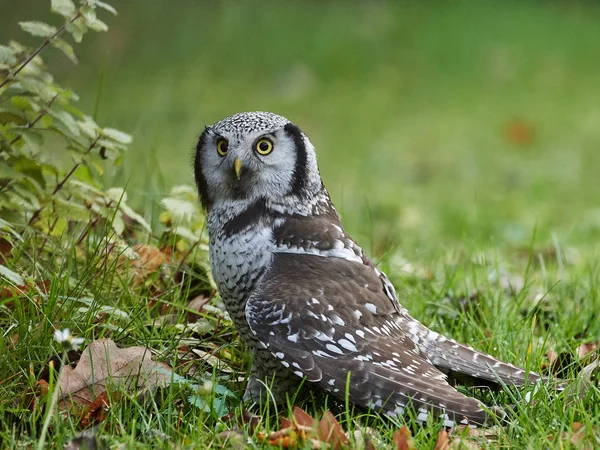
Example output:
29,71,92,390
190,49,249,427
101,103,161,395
233,158,242,180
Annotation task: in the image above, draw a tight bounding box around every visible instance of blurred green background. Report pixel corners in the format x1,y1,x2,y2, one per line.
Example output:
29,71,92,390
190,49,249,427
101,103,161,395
3,0,600,257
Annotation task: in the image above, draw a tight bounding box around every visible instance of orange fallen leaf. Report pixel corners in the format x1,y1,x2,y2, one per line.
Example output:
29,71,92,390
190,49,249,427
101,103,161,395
504,119,534,145
257,428,300,448
393,426,415,450
258,408,348,449
434,429,451,450
78,391,112,429
36,379,50,396
280,415,292,429
293,406,316,429
317,410,349,450
123,244,166,286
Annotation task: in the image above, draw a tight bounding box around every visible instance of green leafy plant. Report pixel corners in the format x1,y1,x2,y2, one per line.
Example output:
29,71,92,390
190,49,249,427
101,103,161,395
0,0,149,279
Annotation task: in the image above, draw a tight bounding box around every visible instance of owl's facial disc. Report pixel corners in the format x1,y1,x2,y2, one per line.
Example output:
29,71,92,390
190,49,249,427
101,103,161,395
194,111,323,210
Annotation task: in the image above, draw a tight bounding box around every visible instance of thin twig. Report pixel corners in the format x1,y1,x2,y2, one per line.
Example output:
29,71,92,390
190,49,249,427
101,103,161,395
28,135,100,226
36,213,60,257
0,13,82,90
173,238,202,280
9,94,59,146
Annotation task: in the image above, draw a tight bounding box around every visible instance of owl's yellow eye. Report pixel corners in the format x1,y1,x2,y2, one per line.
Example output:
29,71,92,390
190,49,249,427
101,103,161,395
255,138,274,155
216,138,228,156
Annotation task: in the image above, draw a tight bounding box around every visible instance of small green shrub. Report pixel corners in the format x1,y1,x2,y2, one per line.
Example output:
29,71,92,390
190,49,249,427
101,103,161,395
0,1,156,279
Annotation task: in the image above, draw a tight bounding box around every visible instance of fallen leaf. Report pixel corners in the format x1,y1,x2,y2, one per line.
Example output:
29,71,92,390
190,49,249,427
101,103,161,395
56,339,173,410
257,428,301,448
280,415,292,429
393,426,415,450
434,429,451,450
317,410,349,450
258,408,344,449
551,422,598,450
546,350,580,378
544,349,559,368
293,406,316,429
504,118,534,145
216,430,247,450
448,426,500,449
576,342,598,359
221,410,262,434
78,391,112,429
123,244,166,286
185,294,212,319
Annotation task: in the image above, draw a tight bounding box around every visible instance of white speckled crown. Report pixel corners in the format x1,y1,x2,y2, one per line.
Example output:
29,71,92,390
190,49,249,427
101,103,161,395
211,111,290,136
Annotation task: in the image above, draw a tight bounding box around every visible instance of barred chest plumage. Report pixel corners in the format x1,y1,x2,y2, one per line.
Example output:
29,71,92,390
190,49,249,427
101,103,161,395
207,205,275,344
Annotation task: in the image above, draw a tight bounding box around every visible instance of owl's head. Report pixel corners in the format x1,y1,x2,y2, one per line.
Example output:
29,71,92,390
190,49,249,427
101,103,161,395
194,112,323,210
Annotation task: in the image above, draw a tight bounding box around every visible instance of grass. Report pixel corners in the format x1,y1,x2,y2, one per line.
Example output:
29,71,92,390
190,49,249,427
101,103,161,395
1,0,600,448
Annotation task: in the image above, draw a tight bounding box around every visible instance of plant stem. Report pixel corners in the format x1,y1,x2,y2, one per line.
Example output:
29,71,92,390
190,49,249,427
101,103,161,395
37,352,66,450
0,13,82,90
28,136,100,226
9,94,59,146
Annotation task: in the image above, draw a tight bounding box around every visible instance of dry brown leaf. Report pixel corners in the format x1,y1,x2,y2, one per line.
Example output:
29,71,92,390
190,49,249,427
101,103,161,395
216,430,247,450
259,408,347,449
317,410,349,450
221,410,262,434
78,391,112,429
23,380,50,412
56,339,173,409
553,422,598,450
124,244,166,286
293,406,316,429
393,426,415,450
504,119,534,145
36,379,50,396
545,349,559,367
185,294,212,321
0,285,25,300
576,342,598,359
434,429,451,450
279,415,292,430
257,428,301,448
448,426,500,449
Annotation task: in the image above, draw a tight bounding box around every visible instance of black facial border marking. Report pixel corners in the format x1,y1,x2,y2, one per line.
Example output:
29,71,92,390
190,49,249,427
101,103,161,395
194,126,212,209
284,123,308,198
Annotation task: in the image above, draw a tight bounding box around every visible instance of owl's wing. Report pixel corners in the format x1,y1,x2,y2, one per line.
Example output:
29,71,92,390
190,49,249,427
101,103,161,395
246,253,496,426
